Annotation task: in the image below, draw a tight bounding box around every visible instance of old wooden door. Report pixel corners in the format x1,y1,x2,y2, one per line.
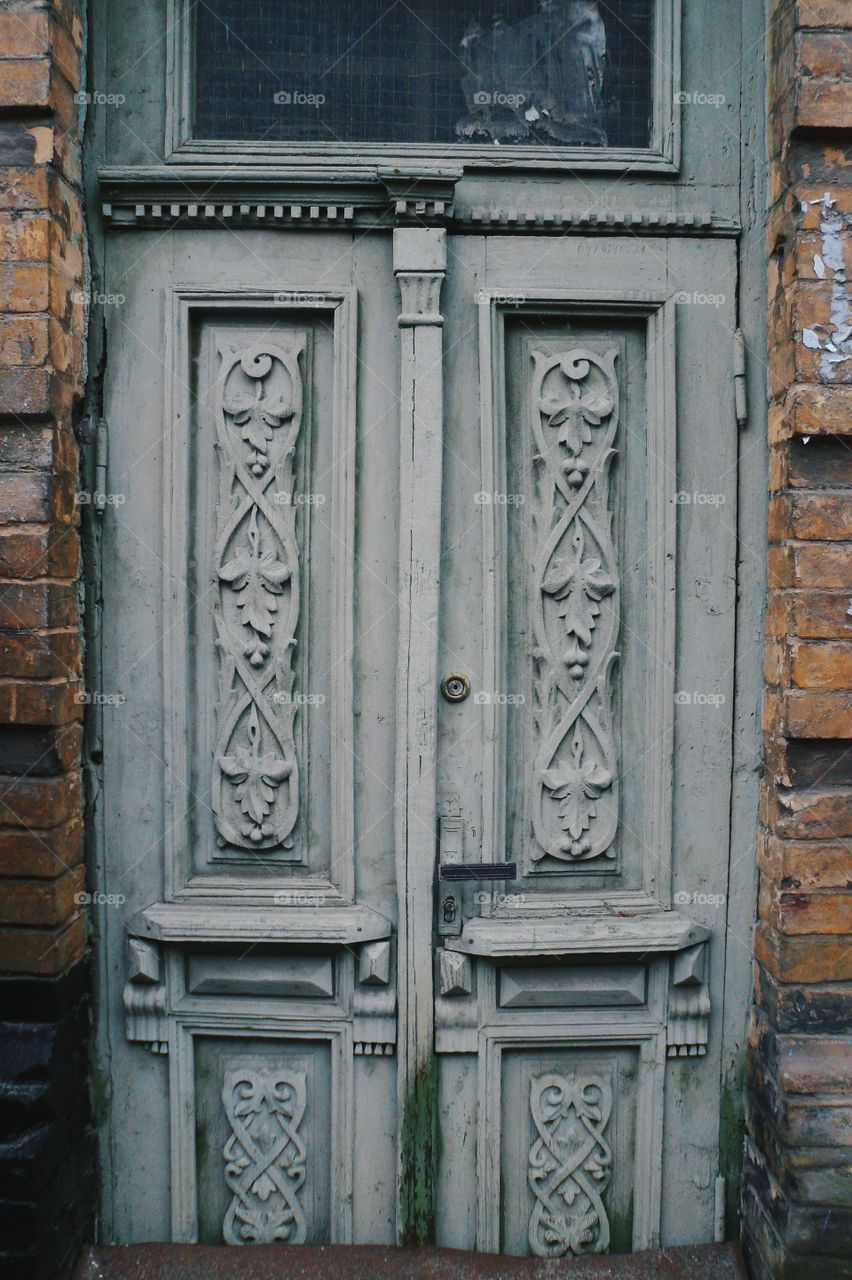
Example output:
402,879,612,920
89,0,763,1256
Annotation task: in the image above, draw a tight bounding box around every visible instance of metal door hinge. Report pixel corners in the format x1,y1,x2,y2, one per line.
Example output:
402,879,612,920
733,330,748,428
94,416,109,516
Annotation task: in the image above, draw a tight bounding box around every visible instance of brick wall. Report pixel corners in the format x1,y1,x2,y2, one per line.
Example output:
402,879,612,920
0,2,93,1277
743,2,852,1276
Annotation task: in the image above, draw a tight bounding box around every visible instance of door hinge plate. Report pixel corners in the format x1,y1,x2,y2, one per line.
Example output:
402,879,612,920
733,329,748,428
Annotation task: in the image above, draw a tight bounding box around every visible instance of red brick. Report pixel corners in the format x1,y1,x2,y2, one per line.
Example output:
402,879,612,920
0,12,50,58
789,591,852,638
0,813,82,877
0,261,49,311
0,525,78,580
768,784,852,837
791,640,852,687
0,581,77,630
0,314,49,366
0,212,50,261
0,367,50,416
789,493,852,540
759,833,852,890
797,80,852,130
787,543,852,587
0,57,51,109
0,911,85,975
0,677,82,725
797,0,852,26
756,920,852,982
0,768,81,829
760,878,852,934
0,471,76,524
0,630,79,680
0,863,84,927
784,689,852,736
798,30,852,78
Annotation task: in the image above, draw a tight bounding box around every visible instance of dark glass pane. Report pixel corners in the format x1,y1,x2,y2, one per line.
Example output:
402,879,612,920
193,0,653,148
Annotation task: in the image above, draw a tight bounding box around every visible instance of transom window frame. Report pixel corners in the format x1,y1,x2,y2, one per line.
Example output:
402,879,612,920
164,0,681,172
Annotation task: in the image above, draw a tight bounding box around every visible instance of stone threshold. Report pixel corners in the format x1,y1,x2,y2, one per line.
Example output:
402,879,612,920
75,1243,748,1280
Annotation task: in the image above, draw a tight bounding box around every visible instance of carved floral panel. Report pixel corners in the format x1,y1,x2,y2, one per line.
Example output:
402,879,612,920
222,1066,308,1245
528,1071,613,1257
212,340,305,852
530,348,620,865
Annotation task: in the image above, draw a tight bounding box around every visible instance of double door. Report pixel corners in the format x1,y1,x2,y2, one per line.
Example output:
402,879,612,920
97,221,739,1253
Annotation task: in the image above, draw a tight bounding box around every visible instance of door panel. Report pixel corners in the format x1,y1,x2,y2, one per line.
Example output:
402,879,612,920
98,224,739,1252
99,231,401,1242
435,236,739,1253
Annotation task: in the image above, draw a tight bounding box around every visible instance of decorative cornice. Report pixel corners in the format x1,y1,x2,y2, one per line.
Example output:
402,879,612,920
98,167,741,236
453,205,739,235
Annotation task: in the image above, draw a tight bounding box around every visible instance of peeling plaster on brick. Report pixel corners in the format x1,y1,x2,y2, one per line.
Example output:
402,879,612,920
801,193,852,380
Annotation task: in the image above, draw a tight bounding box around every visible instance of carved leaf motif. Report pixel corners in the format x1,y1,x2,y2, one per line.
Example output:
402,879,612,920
222,1067,307,1245
223,392,295,475
528,1072,612,1258
539,373,613,484
541,728,613,856
212,338,303,852
218,705,292,843
530,346,619,866
542,527,614,677
218,511,292,663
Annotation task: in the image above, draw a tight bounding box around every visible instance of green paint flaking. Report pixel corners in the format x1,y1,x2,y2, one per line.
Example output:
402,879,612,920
399,1058,437,1246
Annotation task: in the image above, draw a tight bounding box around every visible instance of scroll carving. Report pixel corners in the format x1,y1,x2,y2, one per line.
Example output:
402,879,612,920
528,1072,612,1257
212,340,304,851
222,1066,307,1244
530,348,619,864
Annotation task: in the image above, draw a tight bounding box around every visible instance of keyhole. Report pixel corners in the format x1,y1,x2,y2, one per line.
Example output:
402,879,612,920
441,674,470,703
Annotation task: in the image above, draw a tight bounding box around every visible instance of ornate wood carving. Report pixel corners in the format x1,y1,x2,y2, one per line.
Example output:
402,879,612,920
123,937,168,1054
530,348,619,865
222,1066,308,1244
212,339,304,852
667,942,710,1058
528,1072,612,1257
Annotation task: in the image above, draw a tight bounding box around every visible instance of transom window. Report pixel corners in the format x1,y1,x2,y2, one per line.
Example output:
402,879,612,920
193,0,654,149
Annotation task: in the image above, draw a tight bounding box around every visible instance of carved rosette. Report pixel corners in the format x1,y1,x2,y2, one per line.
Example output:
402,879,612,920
528,1072,613,1257
212,340,304,851
222,1067,307,1245
530,348,619,864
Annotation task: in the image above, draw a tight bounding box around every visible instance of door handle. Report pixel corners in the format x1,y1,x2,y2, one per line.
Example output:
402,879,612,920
439,862,517,882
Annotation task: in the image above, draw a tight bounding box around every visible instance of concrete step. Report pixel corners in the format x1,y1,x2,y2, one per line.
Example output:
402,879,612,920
75,1243,749,1280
